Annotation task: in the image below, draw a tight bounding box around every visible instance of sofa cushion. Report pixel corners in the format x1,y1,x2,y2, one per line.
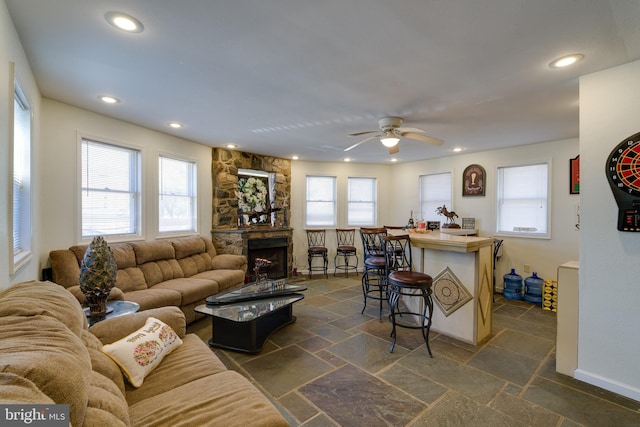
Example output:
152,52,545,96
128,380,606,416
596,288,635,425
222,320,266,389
139,259,184,287
172,236,206,259
192,269,245,292
124,334,228,405
128,371,289,427
0,280,87,337
152,278,219,305
82,330,126,396
122,288,182,311
86,371,131,426
49,249,81,288
0,315,91,427
130,240,175,264
0,372,56,404
102,317,183,388
177,253,213,277
66,285,125,305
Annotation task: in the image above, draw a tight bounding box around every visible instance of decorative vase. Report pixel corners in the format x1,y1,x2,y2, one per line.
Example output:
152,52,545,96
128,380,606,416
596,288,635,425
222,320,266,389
79,236,117,316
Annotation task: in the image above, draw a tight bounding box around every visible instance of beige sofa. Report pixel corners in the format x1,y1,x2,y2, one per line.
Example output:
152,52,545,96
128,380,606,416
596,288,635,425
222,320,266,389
0,280,289,426
49,236,247,324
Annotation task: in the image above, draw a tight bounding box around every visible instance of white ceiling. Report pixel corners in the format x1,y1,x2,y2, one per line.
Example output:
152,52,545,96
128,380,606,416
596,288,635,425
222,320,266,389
6,0,640,163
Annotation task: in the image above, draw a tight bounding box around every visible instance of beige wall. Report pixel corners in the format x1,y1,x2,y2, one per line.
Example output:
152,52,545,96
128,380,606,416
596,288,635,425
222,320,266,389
578,59,640,400
38,99,213,271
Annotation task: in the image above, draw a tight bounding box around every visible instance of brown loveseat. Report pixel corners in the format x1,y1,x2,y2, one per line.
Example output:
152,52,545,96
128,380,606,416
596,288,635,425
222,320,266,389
0,280,288,426
49,236,247,324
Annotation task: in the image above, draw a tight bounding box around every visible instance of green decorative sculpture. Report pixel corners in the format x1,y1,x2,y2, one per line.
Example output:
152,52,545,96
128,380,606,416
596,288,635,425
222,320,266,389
79,236,117,316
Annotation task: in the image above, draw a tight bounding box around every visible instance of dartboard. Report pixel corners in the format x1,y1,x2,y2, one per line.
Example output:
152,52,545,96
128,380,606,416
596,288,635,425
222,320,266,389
606,132,640,197
606,131,640,231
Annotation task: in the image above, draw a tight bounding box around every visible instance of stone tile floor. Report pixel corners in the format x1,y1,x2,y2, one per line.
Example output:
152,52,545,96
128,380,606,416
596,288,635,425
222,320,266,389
187,276,640,426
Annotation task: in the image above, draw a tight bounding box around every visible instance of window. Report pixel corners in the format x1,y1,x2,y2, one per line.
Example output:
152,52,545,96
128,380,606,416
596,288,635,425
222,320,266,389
306,176,336,227
10,77,32,273
419,172,452,222
348,177,376,226
81,138,141,239
496,162,550,238
159,155,197,233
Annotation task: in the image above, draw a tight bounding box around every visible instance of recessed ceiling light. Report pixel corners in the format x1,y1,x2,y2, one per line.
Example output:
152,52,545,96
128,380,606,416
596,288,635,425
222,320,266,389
99,95,120,104
168,122,183,129
105,12,144,33
390,158,398,162
291,155,300,160
549,54,584,69
344,158,351,162
225,143,238,149
452,147,463,152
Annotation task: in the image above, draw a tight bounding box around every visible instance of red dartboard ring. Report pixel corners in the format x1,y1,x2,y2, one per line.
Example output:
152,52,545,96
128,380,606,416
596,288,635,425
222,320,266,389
606,132,640,197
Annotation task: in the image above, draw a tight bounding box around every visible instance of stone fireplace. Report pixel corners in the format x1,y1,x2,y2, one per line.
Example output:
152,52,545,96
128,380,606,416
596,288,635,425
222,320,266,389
210,148,294,277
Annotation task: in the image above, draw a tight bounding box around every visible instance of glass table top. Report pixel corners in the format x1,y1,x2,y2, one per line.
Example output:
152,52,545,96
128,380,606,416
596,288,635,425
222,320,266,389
196,294,304,322
206,280,307,305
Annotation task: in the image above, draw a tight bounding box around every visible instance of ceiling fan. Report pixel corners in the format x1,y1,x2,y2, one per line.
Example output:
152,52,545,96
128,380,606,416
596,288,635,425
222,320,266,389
345,117,444,155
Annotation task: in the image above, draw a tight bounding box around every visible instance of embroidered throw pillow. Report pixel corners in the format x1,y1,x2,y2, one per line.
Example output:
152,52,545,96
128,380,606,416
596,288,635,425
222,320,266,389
101,317,182,387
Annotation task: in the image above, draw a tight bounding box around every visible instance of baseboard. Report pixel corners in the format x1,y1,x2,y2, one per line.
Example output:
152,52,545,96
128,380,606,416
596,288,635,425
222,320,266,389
574,369,640,402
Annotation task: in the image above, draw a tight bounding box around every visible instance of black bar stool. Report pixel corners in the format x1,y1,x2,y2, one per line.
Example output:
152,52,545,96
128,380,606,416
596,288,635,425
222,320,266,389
359,227,388,319
382,234,434,355
306,229,328,278
334,229,358,277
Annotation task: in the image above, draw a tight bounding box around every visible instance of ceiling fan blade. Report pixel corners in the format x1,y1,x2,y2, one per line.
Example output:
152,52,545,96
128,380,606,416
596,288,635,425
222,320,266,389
388,144,400,155
344,135,378,151
348,130,378,136
397,127,426,133
401,131,444,146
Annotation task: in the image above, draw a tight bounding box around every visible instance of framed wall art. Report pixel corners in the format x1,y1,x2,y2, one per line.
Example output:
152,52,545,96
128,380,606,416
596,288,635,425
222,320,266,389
570,155,580,194
462,164,485,197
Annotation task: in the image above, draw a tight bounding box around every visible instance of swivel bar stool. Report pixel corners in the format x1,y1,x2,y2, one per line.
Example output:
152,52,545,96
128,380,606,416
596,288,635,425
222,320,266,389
334,229,358,277
382,234,434,355
359,227,388,319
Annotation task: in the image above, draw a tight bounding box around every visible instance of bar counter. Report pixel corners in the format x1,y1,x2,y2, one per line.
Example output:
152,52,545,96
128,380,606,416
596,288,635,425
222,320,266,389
391,230,494,345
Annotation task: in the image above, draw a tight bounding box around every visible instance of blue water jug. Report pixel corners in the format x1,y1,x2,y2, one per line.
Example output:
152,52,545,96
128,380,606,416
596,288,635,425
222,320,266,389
503,268,523,300
524,272,544,305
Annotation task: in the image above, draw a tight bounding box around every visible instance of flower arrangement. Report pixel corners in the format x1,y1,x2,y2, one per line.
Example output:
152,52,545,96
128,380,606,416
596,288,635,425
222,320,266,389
236,176,268,214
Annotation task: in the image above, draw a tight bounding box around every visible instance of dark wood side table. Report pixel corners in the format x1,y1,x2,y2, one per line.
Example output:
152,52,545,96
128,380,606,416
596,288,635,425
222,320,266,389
84,300,140,327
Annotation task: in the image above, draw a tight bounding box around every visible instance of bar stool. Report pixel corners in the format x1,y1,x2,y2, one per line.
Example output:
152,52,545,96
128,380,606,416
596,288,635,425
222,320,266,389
359,227,388,319
334,229,358,277
382,234,434,355
306,229,328,278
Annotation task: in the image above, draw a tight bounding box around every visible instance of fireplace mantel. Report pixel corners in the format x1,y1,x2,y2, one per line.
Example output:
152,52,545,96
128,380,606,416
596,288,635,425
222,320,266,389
211,227,294,278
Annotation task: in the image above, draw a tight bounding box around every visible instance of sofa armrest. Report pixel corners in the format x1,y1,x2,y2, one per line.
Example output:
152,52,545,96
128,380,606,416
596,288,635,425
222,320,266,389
89,306,186,345
211,254,248,272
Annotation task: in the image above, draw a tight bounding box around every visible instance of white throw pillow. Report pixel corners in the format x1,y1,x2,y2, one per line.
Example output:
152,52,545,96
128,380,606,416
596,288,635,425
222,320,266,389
101,317,183,387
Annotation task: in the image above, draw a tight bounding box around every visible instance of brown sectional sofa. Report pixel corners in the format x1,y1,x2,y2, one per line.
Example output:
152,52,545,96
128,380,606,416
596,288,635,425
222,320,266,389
0,280,289,426
49,236,247,323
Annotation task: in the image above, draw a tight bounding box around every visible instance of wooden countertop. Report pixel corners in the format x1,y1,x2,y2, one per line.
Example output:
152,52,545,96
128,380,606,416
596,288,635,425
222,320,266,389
390,230,494,253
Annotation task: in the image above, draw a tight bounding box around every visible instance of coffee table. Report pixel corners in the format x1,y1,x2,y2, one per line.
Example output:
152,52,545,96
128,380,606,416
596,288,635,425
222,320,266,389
195,281,306,353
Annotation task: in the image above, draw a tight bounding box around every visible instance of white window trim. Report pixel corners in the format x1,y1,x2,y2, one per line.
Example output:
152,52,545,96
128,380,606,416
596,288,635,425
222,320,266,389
77,132,145,244
305,175,337,228
494,160,552,239
347,176,377,227
156,151,199,238
9,63,33,274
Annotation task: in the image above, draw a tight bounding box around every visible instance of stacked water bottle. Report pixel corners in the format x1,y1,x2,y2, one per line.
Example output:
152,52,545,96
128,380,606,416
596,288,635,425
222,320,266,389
503,268,544,305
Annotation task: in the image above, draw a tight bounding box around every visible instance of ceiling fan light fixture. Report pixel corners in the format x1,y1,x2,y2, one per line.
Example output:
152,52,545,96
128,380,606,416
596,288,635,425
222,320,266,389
380,132,400,147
